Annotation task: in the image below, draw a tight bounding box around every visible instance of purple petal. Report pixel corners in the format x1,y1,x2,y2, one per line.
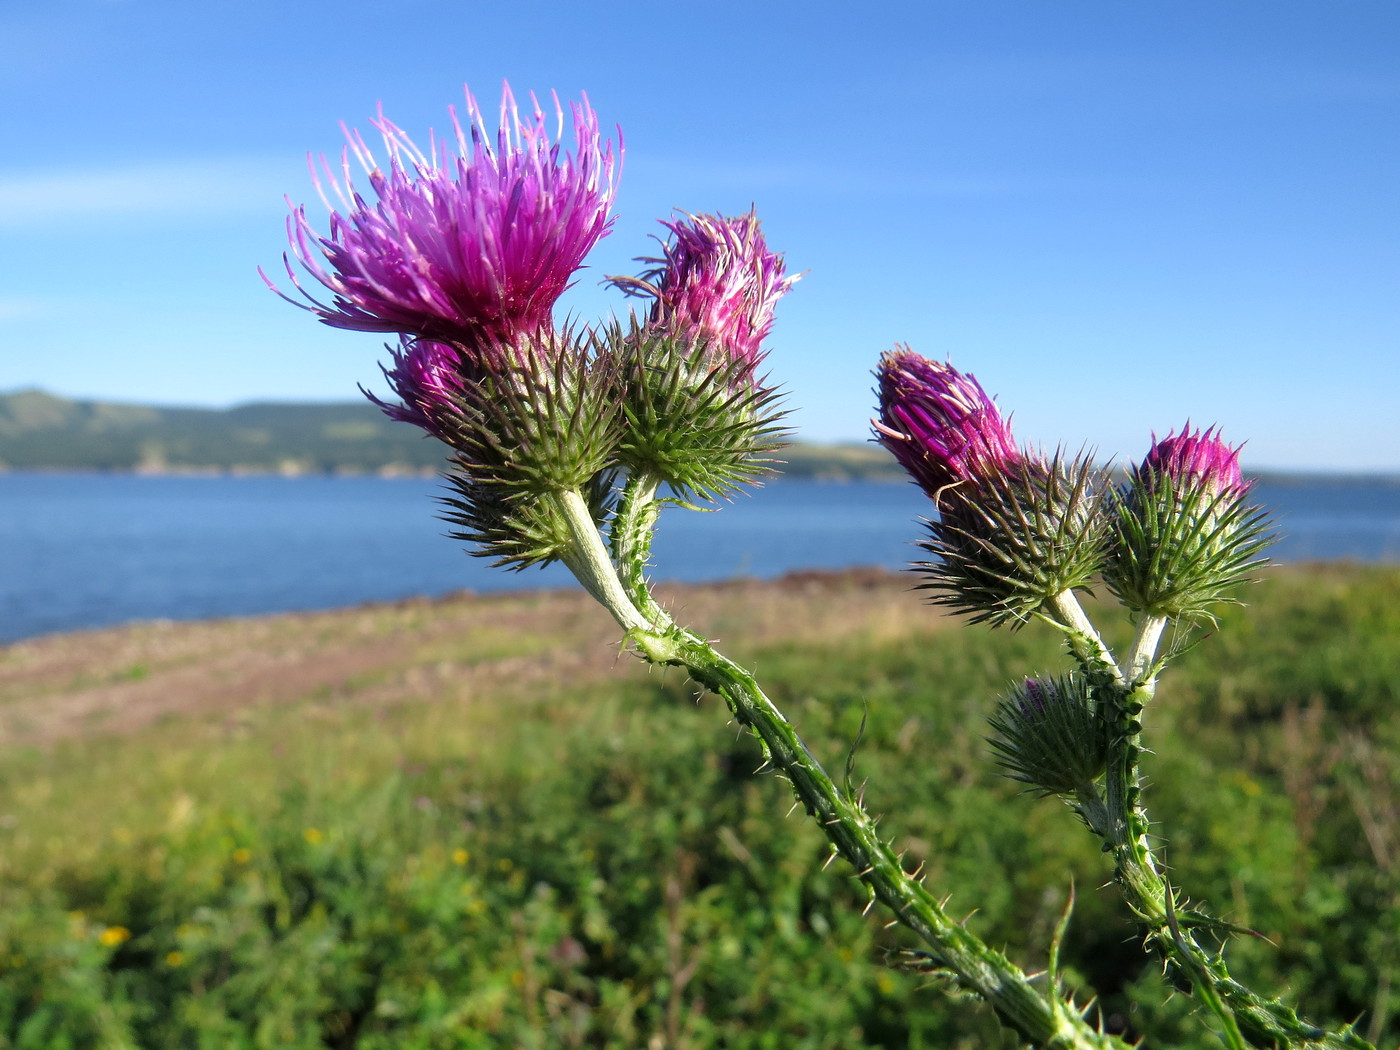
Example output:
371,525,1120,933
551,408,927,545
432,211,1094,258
271,84,621,355
873,348,1021,496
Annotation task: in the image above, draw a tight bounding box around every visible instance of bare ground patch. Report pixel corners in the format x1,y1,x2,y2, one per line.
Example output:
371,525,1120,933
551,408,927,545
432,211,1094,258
0,567,942,748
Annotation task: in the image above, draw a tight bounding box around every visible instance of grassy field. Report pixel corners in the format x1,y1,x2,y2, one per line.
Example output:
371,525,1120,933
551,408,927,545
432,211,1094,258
0,565,1396,1048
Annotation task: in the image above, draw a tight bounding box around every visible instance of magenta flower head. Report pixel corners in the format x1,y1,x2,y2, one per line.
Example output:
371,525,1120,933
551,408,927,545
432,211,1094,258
876,347,1107,627
873,347,1021,499
617,210,797,375
1107,423,1271,620
267,83,621,354
1139,424,1247,495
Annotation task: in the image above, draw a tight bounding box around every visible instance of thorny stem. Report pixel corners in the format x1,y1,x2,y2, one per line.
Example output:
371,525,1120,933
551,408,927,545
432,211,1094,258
577,504,1122,1047
608,471,671,628
1099,673,1370,1046
1045,591,1122,687
1055,598,1374,1049
567,494,1371,1048
663,627,1124,1049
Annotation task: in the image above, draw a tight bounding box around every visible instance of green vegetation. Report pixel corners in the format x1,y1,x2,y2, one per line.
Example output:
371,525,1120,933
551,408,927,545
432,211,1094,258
0,390,445,475
0,565,1395,1047
0,390,901,479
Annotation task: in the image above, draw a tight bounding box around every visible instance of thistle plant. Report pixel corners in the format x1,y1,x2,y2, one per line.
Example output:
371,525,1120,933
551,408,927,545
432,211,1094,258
879,348,1368,1049
272,84,1376,1048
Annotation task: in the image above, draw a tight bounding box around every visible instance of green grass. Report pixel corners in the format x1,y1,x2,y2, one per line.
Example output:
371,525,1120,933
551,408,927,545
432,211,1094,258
1,565,1396,1048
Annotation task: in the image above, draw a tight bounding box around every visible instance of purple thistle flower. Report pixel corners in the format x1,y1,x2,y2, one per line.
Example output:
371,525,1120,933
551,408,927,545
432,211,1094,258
365,337,483,437
1139,424,1247,495
266,84,621,354
618,210,796,374
873,347,1021,498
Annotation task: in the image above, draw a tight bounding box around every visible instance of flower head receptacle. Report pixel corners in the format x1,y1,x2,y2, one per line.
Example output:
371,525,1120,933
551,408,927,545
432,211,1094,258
607,211,796,501
1105,424,1273,621
268,84,620,354
918,450,1109,627
429,326,623,568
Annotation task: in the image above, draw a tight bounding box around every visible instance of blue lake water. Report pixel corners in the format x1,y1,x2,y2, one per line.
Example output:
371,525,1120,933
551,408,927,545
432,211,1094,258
1,473,1398,644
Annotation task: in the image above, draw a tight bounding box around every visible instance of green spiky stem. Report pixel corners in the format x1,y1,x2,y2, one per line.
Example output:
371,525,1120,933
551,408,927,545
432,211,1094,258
563,496,1368,1047
1086,680,1372,1048
609,471,672,628
653,625,1124,1050
581,497,1120,1046
1053,596,1374,1049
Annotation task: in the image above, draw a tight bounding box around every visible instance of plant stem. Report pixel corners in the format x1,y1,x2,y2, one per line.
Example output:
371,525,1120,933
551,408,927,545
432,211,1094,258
555,488,653,634
1053,597,1373,1048
1094,672,1373,1048
1046,591,1122,686
608,471,672,627
665,627,1126,1050
596,496,1120,1045
1123,614,1168,684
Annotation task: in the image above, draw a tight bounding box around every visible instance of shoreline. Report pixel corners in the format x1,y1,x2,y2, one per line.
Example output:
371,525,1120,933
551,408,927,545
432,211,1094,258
0,565,907,652
0,565,917,748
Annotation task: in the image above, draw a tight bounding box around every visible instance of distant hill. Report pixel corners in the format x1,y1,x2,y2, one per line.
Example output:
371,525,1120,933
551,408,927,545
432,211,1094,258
0,389,448,474
0,390,902,479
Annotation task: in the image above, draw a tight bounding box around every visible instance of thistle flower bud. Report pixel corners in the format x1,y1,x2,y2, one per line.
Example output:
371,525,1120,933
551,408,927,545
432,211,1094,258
873,349,1020,500
607,211,794,500
988,674,1111,797
1141,425,1247,495
1105,425,1273,621
874,350,1105,626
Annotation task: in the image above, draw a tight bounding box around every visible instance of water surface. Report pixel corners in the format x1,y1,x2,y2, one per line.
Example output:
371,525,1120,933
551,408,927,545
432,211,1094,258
2,474,1396,644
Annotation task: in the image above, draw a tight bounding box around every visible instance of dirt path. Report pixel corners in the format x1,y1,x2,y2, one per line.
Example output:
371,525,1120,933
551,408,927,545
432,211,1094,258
0,568,940,748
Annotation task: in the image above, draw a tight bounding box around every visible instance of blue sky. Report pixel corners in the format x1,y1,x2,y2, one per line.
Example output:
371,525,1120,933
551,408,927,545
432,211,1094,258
1,0,1396,471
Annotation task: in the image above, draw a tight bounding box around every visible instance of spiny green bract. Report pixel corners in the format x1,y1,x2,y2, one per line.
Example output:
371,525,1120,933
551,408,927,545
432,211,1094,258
439,470,615,570
915,452,1108,627
987,673,1112,797
433,333,622,569
608,321,788,503
1104,473,1274,622
437,332,624,496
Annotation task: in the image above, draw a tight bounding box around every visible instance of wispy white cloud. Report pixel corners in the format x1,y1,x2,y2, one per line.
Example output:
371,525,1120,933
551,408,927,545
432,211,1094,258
0,158,298,229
